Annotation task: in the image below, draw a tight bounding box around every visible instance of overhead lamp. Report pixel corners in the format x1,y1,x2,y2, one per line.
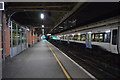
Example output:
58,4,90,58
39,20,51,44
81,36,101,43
59,26,63,28
26,28,29,31
105,30,110,33
78,33,81,35
41,13,44,19
42,29,44,35
47,34,51,36
87,31,92,34
42,25,44,28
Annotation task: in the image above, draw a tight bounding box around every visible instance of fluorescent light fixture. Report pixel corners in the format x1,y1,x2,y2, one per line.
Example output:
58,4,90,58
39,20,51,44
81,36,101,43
41,13,44,19
87,31,92,34
78,33,81,35
42,29,44,34
42,25,44,28
59,26,63,28
47,34,51,36
72,34,74,36
105,30,110,33
26,28,29,31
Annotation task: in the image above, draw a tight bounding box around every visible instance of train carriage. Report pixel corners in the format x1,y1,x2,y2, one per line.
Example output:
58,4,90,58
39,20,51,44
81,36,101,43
56,21,120,54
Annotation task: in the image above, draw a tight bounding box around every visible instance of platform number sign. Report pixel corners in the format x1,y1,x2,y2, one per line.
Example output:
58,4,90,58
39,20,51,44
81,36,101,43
0,2,4,10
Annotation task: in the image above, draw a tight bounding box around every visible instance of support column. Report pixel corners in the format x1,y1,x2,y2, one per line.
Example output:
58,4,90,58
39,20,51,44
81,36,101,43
0,11,2,60
27,30,33,47
0,11,2,80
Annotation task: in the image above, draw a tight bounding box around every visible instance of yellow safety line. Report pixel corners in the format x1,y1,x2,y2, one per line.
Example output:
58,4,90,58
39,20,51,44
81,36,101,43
47,44,72,80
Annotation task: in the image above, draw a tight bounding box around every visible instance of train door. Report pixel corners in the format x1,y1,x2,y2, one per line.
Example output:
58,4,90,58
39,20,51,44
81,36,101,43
86,32,92,48
118,26,120,54
110,29,118,54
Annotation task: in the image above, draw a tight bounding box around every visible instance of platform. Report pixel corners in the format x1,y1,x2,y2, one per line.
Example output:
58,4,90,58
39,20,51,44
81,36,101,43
3,40,96,79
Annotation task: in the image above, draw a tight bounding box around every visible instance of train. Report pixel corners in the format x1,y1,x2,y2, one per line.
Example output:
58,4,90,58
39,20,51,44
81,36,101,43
51,18,120,54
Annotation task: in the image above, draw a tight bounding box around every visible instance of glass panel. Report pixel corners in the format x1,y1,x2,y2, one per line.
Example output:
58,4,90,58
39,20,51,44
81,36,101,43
18,26,21,45
18,32,21,45
21,28,26,44
12,22,17,46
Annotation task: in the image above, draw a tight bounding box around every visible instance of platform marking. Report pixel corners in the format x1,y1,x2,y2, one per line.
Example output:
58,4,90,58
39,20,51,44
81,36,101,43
47,41,97,80
47,45,72,80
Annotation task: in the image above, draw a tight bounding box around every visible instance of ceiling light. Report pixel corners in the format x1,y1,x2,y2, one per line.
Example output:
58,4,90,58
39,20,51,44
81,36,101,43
59,26,63,28
78,33,81,35
87,31,92,34
42,25,44,28
105,30,110,33
42,29,44,35
41,13,44,19
47,34,51,36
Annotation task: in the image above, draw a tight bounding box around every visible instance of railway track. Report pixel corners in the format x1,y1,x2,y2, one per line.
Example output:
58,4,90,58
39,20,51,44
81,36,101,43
49,40,119,80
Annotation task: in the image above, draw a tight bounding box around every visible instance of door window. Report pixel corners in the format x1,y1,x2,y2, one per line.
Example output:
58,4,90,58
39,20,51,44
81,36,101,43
112,29,118,45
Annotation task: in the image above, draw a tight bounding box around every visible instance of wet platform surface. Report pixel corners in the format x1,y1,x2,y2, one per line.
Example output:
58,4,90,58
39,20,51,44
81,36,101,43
3,40,95,79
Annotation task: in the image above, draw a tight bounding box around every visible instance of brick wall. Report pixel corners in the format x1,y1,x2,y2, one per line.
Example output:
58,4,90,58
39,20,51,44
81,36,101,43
27,29,41,47
3,13,10,57
5,27,10,56
27,30,32,46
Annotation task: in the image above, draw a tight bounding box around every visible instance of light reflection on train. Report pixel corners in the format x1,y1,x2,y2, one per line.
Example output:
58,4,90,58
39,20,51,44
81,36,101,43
51,24,120,54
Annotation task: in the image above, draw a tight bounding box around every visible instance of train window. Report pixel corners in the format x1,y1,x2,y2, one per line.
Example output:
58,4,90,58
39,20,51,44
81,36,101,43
92,33,104,42
73,35,78,40
112,29,117,45
69,35,73,40
81,34,86,41
104,32,111,43
92,34,95,41
64,36,66,39
99,33,104,42
77,35,81,40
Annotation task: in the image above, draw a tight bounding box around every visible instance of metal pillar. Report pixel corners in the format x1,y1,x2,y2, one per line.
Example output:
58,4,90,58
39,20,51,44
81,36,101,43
2,12,6,60
10,21,13,57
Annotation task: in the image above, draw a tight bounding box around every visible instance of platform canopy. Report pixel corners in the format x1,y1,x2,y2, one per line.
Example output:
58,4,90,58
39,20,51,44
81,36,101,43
5,2,119,35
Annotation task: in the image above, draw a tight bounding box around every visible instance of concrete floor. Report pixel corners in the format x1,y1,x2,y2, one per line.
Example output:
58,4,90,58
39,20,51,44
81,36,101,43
3,40,66,78
2,40,96,80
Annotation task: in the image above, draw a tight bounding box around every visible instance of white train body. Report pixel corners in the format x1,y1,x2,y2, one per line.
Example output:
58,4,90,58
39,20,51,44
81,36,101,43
55,23,120,54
